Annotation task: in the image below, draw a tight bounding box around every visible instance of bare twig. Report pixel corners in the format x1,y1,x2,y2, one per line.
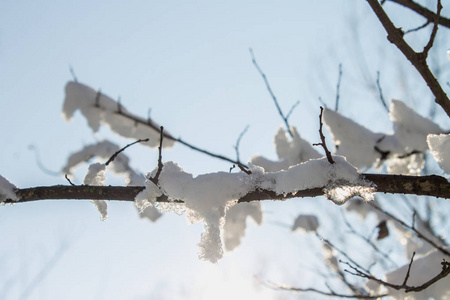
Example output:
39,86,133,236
238,164,252,175
365,0,450,118
335,64,343,112
422,0,442,58
28,145,60,176
402,252,416,286
341,211,397,267
258,279,387,299
376,71,389,112
234,125,249,164
317,96,327,108
343,255,450,293
249,48,294,137
105,138,149,166
404,19,431,35
64,174,76,186
150,126,164,185
109,107,243,166
69,65,78,82
285,100,300,120
385,0,450,29
368,202,450,256
313,107,335,164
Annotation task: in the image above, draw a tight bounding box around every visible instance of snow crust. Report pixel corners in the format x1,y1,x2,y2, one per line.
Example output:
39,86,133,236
83,163,108,221
251,126,321,172
0,174,19,202
63,81,174,148
427,134,450,174
135,157,373,262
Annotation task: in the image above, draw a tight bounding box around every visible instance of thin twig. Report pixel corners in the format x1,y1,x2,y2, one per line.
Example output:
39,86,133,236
335,64,343,112
64,174,76,186
69,65,78,82
257,278,388,299
109,107,244,166
313,107,335,164
285,100,300,120
249,48,294,137
402,252,416,286
368,202,450,256
422,0,442,58
385,0,450,29
234,125,249,164
28,145,60,176
376,71,389,112
404,19,431,35
341,211,397,267
105,138,149,166
365,0,450,118
150,126,164,185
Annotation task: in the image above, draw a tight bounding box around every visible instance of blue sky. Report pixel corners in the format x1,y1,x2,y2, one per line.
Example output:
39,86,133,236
1,1,449,299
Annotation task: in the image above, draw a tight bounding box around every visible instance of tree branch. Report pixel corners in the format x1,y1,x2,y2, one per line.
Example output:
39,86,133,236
3,173,449,204
385,0,450,29
365,0,450,118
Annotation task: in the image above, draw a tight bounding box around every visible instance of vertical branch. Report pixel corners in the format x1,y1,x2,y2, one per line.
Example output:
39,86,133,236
150,126,164,185
376,71,389,112
335,63,343,112
249,48,295,137
313,107,335,164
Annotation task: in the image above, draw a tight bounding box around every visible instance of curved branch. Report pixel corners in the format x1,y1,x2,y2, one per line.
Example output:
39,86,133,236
4,173,449,204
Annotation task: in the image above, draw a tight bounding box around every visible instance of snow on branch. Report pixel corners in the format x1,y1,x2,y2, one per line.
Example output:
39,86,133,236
63,82,174,149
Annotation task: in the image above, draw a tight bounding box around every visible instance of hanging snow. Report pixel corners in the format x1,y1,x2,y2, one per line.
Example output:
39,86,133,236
0,174,19,202
63,81,175,148
427,133,450,174
83,163,108,221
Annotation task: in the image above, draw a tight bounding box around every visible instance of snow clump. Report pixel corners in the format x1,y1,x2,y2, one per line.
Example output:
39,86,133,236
0,174,19,202
83,163,108,221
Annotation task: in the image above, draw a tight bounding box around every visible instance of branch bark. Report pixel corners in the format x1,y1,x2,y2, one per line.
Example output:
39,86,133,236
386,0,450,29
365,0,450,118
4,173,449,204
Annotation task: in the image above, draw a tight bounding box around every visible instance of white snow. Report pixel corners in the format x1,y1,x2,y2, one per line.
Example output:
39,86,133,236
83,163,108,221
0,174,19,202
390,99,443,152
223,202,262,251
135,157,374,262
251,126,321,172
427,133,450,174
63,81,175,149
323,108,384,169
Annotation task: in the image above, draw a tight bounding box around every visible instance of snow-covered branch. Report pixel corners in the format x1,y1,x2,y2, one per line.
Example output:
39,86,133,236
4,172,449,204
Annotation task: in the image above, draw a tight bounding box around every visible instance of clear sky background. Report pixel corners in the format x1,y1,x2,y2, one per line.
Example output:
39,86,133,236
1,1,449,299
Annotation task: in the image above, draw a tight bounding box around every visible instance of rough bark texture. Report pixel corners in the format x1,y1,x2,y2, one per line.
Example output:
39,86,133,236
4,173,449,204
